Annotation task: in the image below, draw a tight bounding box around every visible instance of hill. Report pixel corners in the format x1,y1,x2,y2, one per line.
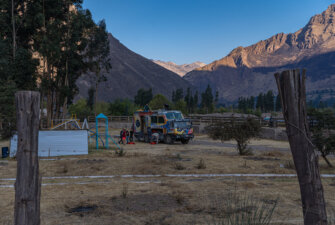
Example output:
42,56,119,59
76,34,192,102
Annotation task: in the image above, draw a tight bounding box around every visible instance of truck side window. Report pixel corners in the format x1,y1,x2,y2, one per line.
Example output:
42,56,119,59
158,116,165,124
151,116,157,123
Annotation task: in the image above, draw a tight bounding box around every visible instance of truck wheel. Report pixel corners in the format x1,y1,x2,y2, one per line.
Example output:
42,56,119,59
181,139,189,144
144,135,149,143
164,135,174,144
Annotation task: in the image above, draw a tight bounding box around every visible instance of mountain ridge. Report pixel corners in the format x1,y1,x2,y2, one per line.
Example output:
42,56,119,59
185,4,335,103
153,60,206,76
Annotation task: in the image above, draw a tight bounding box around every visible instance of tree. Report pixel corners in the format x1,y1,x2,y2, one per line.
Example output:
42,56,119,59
201,84,214,113
206,118,261,155
87,87,95,110
0,80,17,138
86,20,111,116
109,99,137,116
174,99,187,115
275,94,281,112
308,108,335,167
149,94,171,110
68,99,92,121
134,88,153,106
214,90,219,106
172,88,183,103
34,1,98,124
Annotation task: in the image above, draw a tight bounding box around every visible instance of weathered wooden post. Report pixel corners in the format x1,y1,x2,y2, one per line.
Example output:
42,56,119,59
14,91,41,225
274,70,327,225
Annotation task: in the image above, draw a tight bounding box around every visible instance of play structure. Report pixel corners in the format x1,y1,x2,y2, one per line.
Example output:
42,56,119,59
51,113,121,150
90,113,121,150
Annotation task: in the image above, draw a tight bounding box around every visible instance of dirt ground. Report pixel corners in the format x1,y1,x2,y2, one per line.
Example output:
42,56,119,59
0,135,335,224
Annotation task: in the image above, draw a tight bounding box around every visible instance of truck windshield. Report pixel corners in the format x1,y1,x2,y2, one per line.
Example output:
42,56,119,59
166,112,184,120
174,121,191,129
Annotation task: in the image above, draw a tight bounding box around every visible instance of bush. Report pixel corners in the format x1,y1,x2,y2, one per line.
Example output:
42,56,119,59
206,118,261,155
208,191,278,225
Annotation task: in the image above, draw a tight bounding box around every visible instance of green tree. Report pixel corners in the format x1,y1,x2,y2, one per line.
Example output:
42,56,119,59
275,94,282,112
109,99,137,116
87,87,95,110
174,99,187,115
134,88,153,106
172,88,183,103
201,84,214,113
86,20,111,116
149,94,171,110
308,108,335,167
206,118,261,155
68,99,92,121
0,80,17,138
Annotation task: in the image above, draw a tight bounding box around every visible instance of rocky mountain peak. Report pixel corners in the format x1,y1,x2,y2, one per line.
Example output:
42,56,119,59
194,4,335,71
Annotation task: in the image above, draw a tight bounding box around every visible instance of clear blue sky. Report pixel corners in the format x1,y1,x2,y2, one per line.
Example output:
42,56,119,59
83,0,333,65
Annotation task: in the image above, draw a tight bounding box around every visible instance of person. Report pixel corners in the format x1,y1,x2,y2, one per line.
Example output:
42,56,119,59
147,126,152,143
152,133,159,144
119,129,124,144
129,129,134,142
121,128,126,145
126,129,130,144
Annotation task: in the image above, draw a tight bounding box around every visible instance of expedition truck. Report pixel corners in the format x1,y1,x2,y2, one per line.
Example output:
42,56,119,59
132,109,194,144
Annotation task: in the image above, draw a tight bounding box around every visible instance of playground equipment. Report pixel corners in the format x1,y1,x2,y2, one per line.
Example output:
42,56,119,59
95,113,121,150
50,114,81,130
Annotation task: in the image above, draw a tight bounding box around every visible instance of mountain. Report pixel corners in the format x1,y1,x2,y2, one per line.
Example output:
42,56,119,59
76,34,192,102
184,4,335,103
152,60,206,76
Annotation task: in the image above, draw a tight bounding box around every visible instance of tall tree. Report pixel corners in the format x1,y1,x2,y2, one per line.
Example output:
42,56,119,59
35,1,98,124
201,84,214,113
86,19,111,116
134,88,153,107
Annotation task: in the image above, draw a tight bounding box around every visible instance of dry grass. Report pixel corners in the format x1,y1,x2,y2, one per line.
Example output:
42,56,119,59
1,135,335,224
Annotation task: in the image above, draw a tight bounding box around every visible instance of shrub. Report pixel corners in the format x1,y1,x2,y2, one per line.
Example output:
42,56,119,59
206,118,261,155
196,158,206,169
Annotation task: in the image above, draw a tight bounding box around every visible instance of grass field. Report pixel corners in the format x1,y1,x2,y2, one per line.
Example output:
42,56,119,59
0,135,335,224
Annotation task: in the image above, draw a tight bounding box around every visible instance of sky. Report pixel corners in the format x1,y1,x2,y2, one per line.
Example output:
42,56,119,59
83,0,334,65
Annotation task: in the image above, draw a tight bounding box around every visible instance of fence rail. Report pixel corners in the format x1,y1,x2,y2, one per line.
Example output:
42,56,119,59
38,115,287,129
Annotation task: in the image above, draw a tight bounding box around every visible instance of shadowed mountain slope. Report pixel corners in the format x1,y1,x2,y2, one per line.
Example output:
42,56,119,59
76,34,192,102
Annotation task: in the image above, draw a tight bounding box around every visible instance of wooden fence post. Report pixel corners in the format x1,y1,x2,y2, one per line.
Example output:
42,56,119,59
14,91,41,225
274,70,327,225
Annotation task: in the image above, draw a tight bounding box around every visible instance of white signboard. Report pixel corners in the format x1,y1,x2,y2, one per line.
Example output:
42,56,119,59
10,130,88,157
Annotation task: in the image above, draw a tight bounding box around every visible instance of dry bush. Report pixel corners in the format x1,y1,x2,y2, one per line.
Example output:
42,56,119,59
121,183,128,199
196,158,206,169
174,162,186,170
261,151,284,157
207,191,278,225
284,160,295,170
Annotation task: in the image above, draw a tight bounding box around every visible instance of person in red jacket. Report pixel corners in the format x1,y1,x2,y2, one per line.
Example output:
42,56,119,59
121,128,126,145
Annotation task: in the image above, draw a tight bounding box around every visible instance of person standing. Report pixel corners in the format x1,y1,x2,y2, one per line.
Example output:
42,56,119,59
121,128,126,145
126,129,130,144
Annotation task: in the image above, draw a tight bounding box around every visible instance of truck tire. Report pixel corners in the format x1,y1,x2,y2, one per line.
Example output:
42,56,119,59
144,135,149,143
181,139,189,144
164,135,174,144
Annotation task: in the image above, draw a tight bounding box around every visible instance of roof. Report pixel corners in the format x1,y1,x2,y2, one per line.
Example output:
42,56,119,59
96,113,108,119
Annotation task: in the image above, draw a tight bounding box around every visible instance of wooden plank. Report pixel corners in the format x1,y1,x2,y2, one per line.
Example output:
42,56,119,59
275,69,327,225
14,91,41,225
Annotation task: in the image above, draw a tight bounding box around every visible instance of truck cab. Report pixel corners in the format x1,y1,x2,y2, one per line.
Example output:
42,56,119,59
132,109,194,144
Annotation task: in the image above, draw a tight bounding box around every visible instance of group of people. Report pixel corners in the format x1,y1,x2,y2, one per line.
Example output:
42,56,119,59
119,128,134,145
